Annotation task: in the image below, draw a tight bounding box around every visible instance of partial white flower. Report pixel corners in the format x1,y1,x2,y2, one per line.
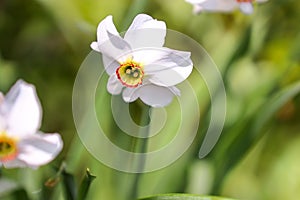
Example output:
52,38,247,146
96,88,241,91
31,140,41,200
91,14,193,107
186,0,267,15
0,80,63,169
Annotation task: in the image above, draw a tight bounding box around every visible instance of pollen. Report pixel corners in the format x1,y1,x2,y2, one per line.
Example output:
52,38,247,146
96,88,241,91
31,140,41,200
236,0,252,2
116,60,144,88
0,133,18,162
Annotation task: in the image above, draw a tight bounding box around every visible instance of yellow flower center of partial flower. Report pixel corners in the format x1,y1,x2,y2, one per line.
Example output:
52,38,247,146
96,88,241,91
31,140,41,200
116,59,144,87
0,133,18,162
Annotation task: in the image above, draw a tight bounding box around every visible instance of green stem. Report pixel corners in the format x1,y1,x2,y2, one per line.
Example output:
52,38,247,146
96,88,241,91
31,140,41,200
129,104,151,200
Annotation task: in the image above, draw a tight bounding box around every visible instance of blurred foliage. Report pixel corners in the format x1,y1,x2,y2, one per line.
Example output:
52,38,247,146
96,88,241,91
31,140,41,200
1,0,300,200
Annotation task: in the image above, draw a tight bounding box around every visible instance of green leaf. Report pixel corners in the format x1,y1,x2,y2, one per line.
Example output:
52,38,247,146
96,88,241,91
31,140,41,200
139,193,236,200
10,188,31,200
77,168,96,200
62,169,77,200
212,81,300,193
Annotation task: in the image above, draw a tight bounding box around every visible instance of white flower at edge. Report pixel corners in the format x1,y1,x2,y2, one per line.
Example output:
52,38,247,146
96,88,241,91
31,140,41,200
185,0,268,15
90,14,193,107
0,80,63,169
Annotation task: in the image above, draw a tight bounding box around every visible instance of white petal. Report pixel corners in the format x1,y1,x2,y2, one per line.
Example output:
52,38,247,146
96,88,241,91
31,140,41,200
190,0,238,12
102,55,120,75
90,41,100,52
0,92,4,132
0,92,3,105
139,85,180,107
123,84,180,107
185,0,209,4
2,159,27,168
239,2,254,14
122,87,139,103
16,133,63,168
144,48,193,87
130,48,168,65
91,15,131,62
0,80,42,137
124,14,166,49
107,74,124,95
193,5,205,14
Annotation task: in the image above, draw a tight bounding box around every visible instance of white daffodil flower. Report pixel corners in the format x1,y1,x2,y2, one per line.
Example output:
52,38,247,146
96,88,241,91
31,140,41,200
186,0,267,15
91,14,193,107
0,80,63,169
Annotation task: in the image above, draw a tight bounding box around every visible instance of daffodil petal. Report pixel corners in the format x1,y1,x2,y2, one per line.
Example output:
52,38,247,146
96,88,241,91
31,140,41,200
122,87,139,103
102,55,120,75
185,0,210,14
144,48,193,87
0,92,3,105
91,15,131,62
124,14,166,49
187,0,238,12
139,85,180,107
0,80,41,137
16,133,63,168
123,84,180,107
0,92,4,132
239,2,254,14
107,74,124,95
2,159,27,168
185,0,209,4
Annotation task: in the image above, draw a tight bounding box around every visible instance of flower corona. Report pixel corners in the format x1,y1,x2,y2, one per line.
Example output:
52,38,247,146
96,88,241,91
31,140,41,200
116,60,144,88
0,133,18,162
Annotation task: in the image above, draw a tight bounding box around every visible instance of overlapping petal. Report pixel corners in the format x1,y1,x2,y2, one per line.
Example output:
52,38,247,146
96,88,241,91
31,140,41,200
144,48,193,87
0,80,41,137
91,15,131,62
102,55,120,75
107,74,124,95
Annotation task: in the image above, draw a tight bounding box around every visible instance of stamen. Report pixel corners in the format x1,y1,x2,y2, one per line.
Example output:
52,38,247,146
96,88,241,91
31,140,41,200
126,69,131,74
133,72,139,78
237,0,252,2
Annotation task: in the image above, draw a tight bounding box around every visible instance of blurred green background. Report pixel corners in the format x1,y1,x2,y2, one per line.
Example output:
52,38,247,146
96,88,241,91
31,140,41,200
1,0,300,199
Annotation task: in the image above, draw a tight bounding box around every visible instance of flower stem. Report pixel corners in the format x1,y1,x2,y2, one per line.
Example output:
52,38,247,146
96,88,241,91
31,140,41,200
129,104,151,200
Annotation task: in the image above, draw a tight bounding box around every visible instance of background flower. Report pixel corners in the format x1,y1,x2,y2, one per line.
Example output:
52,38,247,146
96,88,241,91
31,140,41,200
185,0,268,14
0,80,63,169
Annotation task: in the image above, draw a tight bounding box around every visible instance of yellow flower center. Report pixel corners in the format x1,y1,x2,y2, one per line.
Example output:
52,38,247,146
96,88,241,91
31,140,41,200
116,60,144,88
0,133,18,162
